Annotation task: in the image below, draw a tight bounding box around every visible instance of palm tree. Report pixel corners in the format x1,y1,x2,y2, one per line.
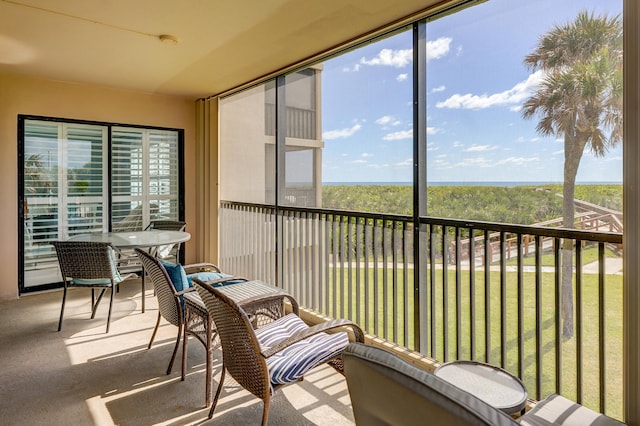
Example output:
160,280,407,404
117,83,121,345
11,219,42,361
24,153,54,195
522,11,622,337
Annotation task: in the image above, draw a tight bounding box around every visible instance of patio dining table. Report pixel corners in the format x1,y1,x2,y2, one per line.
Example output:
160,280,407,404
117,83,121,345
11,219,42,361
69,230,191,312
68,230,191,249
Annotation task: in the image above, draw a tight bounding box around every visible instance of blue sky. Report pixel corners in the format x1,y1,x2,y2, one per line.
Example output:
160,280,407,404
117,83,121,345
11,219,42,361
319,0,623,184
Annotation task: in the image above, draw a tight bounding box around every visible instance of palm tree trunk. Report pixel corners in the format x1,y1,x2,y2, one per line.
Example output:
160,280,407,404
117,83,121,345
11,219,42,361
561,138,584,338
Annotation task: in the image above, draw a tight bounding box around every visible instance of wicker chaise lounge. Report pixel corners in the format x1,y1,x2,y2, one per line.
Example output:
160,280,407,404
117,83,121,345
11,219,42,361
193,279,365,425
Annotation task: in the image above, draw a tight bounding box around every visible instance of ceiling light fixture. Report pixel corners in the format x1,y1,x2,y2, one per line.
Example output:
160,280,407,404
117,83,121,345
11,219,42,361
158,34,179,45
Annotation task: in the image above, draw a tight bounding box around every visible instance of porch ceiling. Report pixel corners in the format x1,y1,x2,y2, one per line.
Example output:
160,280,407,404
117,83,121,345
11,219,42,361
0,0,442,99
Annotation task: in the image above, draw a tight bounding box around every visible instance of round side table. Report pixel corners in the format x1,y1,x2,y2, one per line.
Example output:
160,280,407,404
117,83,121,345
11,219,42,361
434,360,528,415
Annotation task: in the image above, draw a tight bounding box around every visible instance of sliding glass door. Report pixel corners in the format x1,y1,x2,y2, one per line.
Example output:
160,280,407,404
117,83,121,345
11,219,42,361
20,117,183,292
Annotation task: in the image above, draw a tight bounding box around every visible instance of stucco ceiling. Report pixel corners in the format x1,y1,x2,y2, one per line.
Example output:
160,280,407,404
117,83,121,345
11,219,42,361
0,0,445,99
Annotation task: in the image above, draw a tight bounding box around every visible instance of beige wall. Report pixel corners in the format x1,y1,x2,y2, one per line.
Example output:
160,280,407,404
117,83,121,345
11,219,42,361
0,72,198,301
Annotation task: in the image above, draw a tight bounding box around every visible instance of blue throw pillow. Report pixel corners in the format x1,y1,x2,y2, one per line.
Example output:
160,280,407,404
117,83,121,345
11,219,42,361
187,272,248,289
186,271,232,287
159,259,189,292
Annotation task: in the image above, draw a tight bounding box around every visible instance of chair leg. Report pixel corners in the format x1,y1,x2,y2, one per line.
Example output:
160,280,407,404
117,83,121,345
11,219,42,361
182,322,188,382
208,367,226,419
105,287,114,334
141,268,145,313
167,323,183,375
205,320,212,407
148,312,161,349
261,397,271,426
58,286,68,331
91,288,107,319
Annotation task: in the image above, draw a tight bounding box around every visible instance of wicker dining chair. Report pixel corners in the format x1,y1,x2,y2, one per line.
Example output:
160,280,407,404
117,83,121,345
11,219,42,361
134,249,247,395
193,280,365,425
53,241,137,333
145,220,187,262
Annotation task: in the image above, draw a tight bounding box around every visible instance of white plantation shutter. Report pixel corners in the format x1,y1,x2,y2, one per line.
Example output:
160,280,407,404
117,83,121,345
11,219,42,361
111,127,179,231
111,128,144,230
23,120,108,287
148,130,180,219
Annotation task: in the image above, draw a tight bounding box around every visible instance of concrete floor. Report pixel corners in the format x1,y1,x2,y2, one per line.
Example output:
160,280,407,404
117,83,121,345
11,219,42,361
0,280,356,425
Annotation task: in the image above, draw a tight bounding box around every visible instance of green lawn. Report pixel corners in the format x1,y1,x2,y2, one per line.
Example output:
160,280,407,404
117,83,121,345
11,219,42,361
504,245,620,267
325,265,623,420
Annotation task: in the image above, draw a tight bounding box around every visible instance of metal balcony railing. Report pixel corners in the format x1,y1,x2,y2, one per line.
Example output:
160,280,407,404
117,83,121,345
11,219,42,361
219,200,624,419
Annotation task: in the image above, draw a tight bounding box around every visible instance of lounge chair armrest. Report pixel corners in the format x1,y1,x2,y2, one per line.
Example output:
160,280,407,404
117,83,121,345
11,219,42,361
184,262,221,273
175,287,196,296
261,318,364,358
203,276,249,286
239,293,300,317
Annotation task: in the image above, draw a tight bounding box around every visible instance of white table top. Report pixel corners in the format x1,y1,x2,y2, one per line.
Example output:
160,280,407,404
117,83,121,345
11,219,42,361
434,360,528,414
68,230,191,248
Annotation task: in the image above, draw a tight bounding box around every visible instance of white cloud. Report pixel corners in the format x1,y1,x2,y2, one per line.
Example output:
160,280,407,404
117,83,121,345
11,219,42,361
342,64,360,72
323,123,362,140
464,144,498,152
358,38,451,69
350,159,368,164
359,38,451,68
383,129,413,141
517,136,542,143
376,116,394,125
453,155,539,168
377,115,403,128
434,159,452,168
362,153,373,158
432,85,446,93
366,159,412,169
361,48,412,68
455,157,492,168
436,70,545,110
397,73,408,82
427,37,452,62
495,156,539,166
426,127,440,135
394,158,413,167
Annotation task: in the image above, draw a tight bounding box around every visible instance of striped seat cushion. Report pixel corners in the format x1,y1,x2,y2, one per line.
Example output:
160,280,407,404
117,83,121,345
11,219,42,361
255,313,349,388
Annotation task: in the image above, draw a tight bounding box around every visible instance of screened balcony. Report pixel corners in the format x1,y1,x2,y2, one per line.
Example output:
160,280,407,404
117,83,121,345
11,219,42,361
208,1,631,422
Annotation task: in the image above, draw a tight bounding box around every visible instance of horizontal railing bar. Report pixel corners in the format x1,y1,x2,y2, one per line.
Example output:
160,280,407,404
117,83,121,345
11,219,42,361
220,200,622,244
421,216,622,243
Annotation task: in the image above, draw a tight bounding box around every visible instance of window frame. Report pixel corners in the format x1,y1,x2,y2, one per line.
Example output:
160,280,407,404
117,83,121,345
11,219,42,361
17,114,185,294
